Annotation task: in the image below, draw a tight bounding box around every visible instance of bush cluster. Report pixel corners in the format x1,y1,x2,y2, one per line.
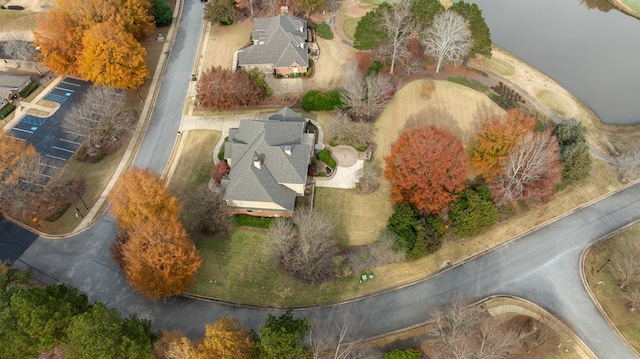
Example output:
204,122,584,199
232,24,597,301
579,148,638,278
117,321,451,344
153,0,173,26
449,186,498,237
447,76,489,92
315,23,333,39
301,90,343,111
387,202,445,259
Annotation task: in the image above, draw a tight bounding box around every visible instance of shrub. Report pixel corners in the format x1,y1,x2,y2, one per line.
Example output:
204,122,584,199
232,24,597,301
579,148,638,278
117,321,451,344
554,119,591,186
489,93,519,109
218,136,228,160
301,90,343,111
0,104,16,119
317,148,336,169
316,23,333,39
369,60,383,74
153,0,173,26
447,76,489,92
387,202,445,259
449,186,498,237
248,67,272,98
19,82,38,98
45,203,71,222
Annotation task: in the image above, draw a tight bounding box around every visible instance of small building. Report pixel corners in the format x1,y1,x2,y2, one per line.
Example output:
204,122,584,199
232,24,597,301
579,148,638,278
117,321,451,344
221,107,314,217
0,72,31,108
237,13,309,77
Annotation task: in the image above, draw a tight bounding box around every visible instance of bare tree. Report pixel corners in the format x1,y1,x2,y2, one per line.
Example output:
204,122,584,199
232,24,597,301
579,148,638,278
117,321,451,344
475,323,519,359
267,208,339,283
326,112,372,148
341,64,395,122
610,240,640,290
380,0,416,75
617,140,640,180
181,182,230,235
428,296,480,354
262,0,280,16
490,130,561,205
624,285,640,311
427,297,519,359
423,10,472,73
63,86,135,161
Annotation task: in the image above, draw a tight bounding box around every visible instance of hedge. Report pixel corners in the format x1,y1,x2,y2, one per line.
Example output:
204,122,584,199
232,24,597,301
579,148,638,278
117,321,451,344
0,104,16,119
19,82,38,98
301,90,343,111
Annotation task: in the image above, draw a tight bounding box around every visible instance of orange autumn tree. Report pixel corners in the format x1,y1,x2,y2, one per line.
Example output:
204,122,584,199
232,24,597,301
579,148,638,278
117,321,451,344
0,135,38,190
384,125,469,214
109,167,180,231
121,212,201,301
79,22,149,89
33,0,153,88
196,317,254,359
468,109,536,181
33,10,84,77
110,167,201,300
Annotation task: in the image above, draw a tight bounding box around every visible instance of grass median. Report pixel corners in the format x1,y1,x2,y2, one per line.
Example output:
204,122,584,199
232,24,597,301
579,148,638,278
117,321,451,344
584,223,640,353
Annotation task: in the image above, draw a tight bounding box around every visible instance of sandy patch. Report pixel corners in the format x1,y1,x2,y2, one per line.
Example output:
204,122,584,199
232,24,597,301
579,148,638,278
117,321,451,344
375,80,505,159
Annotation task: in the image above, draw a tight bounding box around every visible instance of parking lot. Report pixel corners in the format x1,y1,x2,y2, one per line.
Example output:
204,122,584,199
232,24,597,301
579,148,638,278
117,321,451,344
10,77,91,183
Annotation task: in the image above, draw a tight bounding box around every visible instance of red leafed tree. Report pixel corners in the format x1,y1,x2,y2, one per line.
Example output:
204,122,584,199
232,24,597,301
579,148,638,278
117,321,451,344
210,161,230,184
468,109,536,181
195,66,263,111
490,129,561,205
121,213,202,301
384,125,469,214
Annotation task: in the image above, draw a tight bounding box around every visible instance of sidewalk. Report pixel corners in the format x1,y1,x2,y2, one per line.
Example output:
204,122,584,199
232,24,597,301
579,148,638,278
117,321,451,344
1,76,65,133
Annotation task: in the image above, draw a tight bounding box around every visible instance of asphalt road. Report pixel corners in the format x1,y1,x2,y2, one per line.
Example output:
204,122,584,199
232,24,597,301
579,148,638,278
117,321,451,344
2,1,640,358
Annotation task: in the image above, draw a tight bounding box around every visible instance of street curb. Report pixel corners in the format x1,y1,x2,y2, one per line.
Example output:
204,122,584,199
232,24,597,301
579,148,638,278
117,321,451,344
580,223,640,359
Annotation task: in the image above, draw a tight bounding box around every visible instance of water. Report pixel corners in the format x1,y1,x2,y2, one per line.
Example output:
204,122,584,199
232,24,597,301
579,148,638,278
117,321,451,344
468,0,640,124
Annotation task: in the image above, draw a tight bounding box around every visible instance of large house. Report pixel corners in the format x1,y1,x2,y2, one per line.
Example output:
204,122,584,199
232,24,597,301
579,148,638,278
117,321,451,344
221,107,314,217
237,13,309,77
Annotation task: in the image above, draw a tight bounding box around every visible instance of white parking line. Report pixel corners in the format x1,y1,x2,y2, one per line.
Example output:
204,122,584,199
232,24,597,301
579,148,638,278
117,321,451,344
46,154,67,161
59,138,82,145
53,146,75,153
39,162,60,169
66,131,84,137
60,81,80,87
55,87,75,93
12,127,33,134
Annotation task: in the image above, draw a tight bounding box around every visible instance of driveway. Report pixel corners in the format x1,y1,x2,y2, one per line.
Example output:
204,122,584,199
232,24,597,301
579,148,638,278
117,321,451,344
316,145,363,189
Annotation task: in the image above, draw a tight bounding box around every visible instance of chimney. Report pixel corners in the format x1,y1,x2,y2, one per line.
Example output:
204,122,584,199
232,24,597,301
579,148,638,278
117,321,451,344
252,153,261,169
284,145,292,156
280,5,288,14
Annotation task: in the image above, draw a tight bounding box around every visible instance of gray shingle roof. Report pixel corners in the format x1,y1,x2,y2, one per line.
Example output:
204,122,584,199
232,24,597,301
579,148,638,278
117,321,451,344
238,14,308,69
222,108,311,211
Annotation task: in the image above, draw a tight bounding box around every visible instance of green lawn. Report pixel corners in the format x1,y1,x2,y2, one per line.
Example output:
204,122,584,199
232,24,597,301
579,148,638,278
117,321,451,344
584,223,640,352
168,130,220,198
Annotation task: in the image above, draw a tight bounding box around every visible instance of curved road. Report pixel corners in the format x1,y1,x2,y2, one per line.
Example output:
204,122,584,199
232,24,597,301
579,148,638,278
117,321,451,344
3,1,640,358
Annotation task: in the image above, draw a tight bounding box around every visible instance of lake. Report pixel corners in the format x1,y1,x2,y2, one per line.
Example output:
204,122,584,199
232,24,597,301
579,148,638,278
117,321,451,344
468,0,640,124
